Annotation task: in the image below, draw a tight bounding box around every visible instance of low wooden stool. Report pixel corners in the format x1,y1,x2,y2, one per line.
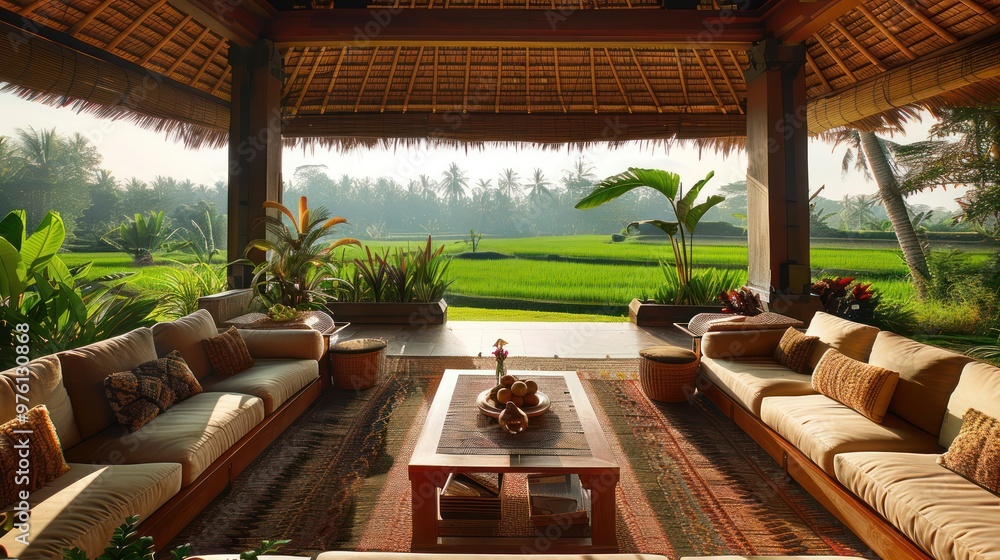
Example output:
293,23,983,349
330,338,387,390
639,346,700,403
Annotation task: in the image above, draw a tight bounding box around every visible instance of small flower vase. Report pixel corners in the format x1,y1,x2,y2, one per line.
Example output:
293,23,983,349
495,362,506,385
498,401,529,434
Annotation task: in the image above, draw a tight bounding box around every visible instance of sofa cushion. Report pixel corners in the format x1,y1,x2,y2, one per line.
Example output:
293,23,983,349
238,328,325,361
699,357,816,415
0,462,181,560
0,406,70,508
941,361,1000,448
939,408,1000,495
773,327,819,374
64,392,264,486
317,554,670,560
869,331,973,436
835,451,1000,560
151,309,219,379
0,356,81,449
760,394,940,474
58,328,158,440
701,329,786,359
811,349,899,423
804,312,879,369
201,358,319,414
203,327,254,378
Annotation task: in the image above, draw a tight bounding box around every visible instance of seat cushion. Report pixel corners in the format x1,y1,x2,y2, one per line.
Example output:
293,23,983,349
58,328,158,440
0,356,81,449
869,331,973,436
640,346,697,364
201,359,318,414
151,309,219,379
760,394,941,474
0,462,181,560
804,312,879,370
699,357,817,415
64,392,264,486
835,452,1000,560
941,361,1000,448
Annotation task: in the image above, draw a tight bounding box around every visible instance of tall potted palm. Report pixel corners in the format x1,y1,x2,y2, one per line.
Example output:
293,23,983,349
576,168,740,325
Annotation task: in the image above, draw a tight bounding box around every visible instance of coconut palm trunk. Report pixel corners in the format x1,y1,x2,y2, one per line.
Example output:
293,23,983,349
858,130,931,298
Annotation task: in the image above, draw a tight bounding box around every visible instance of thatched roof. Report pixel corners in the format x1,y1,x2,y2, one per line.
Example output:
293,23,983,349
0,0,998,149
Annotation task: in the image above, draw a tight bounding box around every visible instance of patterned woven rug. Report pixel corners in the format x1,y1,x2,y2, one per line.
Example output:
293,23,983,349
169,356,874,558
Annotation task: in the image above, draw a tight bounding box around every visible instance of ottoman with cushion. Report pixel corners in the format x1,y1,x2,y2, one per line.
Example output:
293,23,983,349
330,338,387,390
639,346,699,402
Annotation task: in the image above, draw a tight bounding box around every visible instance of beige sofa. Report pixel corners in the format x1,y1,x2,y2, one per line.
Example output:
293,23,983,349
699,312,1000,560
1,310,324,559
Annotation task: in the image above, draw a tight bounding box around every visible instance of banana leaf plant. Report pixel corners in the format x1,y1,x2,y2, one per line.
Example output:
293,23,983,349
241,196,360,312
576,169,725,305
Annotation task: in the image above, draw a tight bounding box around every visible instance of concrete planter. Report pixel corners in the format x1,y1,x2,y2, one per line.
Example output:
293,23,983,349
326,299,448,325
628,298,724,327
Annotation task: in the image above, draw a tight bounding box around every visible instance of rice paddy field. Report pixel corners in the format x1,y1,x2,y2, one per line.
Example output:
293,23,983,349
65,235,997,329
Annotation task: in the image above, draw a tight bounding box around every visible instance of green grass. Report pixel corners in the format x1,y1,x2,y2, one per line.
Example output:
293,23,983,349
448,307,626,322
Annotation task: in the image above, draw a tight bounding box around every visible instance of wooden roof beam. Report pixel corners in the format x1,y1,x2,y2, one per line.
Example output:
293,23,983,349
808,31,1000,133
631,48,661,114
855,4,916,60
321,47,347,114
893,0,957,44
764,0,860,43
956,0,1000,25
804,50,831,92
605,49,631,114
139,15,193,65
553,48,567,113
68,0,115,36
693,50,727,113
107,0,166,51
192,38,227,87
354,47,378,113
168,0,271,46
166,26,212,75
296,46,326,115
402,46,423,113
711,49,743,114
265,9,764,49
814,33,857,82
830,20,887,71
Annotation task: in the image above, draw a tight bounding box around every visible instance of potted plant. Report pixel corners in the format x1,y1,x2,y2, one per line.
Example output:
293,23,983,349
327,236,452,325
241,197,359,319
576,168,740,326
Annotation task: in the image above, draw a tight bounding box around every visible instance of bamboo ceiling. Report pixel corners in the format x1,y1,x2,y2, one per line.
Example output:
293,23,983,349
0,0,998,148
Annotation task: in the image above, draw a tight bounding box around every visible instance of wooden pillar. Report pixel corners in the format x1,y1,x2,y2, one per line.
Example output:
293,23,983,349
227,39,283,288
744,39,819,320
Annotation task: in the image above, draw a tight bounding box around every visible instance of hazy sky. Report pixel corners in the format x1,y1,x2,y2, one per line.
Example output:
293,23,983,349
0,92,966,210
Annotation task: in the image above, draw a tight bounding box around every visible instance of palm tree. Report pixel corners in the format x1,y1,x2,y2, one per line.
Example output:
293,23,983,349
561,157,597,196
438,162,469,205
839,194,880,231
498,168,523,199
826,128,931,297
526,168,553,204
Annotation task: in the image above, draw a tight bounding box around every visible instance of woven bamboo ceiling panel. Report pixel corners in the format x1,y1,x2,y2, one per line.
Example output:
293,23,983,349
281,46,748,116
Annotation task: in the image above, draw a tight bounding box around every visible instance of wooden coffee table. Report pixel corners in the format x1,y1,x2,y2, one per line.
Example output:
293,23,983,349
408,370,619,553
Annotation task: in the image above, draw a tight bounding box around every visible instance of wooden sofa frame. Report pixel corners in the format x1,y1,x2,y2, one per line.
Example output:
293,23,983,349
698,379,932,560
137,377,323,548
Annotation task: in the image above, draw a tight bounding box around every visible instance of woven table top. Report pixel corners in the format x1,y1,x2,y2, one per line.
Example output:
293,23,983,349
225,311,336,334
436,375,590,457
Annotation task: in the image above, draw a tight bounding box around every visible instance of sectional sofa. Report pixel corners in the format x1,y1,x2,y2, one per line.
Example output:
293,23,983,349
1,309,325,559
699,312,1000,560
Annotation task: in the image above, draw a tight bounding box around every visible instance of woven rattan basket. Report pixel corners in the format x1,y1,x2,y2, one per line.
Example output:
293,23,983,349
330,338,387,390
639,351,700,403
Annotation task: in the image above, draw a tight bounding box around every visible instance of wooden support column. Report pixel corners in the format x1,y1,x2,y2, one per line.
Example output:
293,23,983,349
228,39,283,288
744,39,819,321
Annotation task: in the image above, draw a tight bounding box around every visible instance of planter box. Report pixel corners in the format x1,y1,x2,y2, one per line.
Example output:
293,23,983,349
326,299,447,325
628,298,723,327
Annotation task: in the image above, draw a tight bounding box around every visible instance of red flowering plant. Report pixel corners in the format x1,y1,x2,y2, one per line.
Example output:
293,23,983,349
492,338,509,384
811,276,879,324
717,286,763,316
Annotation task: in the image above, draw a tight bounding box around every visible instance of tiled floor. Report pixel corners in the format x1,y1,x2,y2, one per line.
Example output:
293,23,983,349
336,321,689,358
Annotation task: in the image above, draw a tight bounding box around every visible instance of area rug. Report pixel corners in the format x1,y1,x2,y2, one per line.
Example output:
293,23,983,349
169,356,874,558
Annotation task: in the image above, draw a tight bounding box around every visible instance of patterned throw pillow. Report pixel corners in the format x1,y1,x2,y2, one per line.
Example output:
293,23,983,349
773,327,819,374
0,406,71,508
104,351,203,433
202,327,254,378
812,348,900,423
939,408,1000,495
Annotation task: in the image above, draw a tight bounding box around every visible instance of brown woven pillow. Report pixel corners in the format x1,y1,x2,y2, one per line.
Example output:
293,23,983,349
202,327,254,378
104,351,202,432
812,348,900,423
773,327,819,374
939,408,1000,495
0,406,70,508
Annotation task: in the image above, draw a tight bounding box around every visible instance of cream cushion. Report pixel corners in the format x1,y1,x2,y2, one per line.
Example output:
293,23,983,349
238,329,325,361
151,309,219,379
760,394,940,474
699,357,816,415
58,328,158,439
835,452,1000,560
700,329,786,359
0,356,82,449
201,359,318,414
868,331,973,436
941,361,1000,448
64,392,264,486
0,462,181,560
804,312,879,369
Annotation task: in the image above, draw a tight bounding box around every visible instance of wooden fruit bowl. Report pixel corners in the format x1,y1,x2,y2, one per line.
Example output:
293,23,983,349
476,389,551,418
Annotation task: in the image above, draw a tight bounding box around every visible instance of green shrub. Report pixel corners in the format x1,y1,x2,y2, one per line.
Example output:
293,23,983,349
102,211,178,266
152,262,228,320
